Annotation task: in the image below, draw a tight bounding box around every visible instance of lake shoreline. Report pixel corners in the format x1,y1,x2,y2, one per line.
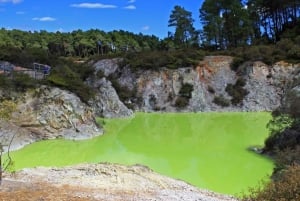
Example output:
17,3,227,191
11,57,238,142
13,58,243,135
7,112,274,197
1,163,238,201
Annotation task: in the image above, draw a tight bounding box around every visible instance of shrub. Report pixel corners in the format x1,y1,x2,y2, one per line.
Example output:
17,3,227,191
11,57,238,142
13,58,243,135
265,119,300,153
243,165,300,201
230,57,245,71
47,63,95,103
244,46,261,61
123,48,204,70
287,45,300,61
174,83,194,108
258,45,275,65
276,38,294,53
0,100,16,120
0,73,38,95
207,85,215,94
225,78,248,105
274,146,300,169
178,83,193,98
11,72,38,92
213,95,230,107
175,96,189,108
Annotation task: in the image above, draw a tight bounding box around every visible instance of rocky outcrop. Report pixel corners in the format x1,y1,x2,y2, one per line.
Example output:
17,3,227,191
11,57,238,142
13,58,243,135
2,163,237,201
93,58,121,77
0,86,101,151
88,77,133,118
95,56,298,112
280,67,300,117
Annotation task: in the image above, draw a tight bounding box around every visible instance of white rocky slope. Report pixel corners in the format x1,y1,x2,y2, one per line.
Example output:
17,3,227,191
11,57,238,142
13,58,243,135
4,163,237,201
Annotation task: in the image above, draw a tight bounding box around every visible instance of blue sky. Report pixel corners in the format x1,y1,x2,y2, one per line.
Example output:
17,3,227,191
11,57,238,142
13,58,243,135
0,0,204,38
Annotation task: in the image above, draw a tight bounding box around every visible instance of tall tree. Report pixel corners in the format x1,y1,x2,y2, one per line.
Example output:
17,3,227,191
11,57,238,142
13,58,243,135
247,0,300,42
168,5,198,47
200,0,253,48
199,0,224,48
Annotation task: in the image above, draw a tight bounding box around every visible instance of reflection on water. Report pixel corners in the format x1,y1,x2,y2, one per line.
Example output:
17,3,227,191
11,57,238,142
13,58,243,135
9,112,274,196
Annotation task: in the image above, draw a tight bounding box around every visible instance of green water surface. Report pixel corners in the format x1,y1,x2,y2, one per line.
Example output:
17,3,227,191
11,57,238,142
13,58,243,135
9,112,274,196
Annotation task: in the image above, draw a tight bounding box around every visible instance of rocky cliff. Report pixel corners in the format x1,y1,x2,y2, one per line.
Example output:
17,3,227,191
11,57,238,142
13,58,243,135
91,56,299,113
0,86,101,151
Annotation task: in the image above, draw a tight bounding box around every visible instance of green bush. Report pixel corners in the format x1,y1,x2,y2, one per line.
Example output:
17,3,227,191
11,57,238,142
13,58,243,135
178,83,193,98
230,57,245,71
0,73,38,94
174,83,194,108
123,48,204,70
225,78,248,105
265,119,300,153
47,62,95,103
175,96,189,108
0,46,51,67
213,95,230,107
12,72,38,92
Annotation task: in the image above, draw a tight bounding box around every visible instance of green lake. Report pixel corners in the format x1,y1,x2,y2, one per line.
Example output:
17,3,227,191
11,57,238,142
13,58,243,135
8,112,274,196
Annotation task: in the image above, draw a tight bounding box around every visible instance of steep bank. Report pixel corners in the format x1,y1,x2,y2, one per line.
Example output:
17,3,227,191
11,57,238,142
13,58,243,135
91,56,298,113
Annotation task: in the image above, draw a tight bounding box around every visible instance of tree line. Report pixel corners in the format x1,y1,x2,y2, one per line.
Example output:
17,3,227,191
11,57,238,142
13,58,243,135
169,0,300,49
0,0,299,64
0,28,161,63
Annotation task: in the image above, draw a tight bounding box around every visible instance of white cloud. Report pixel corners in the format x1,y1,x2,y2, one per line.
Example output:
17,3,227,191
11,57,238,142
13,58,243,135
123,5,136,10
32,17,56,22
142,26,150,31
71,3,117,9
0,0,23,4
127,0,135,3
16,11,25,14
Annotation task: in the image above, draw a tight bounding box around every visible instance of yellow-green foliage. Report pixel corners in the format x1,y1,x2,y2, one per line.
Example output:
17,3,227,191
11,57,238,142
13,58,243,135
0,100,16,120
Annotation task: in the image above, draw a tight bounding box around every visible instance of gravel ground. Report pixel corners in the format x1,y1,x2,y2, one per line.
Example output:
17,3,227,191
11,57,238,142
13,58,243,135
1,163,238,201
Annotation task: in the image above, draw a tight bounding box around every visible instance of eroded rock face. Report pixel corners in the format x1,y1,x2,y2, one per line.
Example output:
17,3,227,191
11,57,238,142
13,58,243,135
97,56,298,112
239,61,280,111
89,77,133,118
93,58,121,77
281,68,300,116
0,86,101,151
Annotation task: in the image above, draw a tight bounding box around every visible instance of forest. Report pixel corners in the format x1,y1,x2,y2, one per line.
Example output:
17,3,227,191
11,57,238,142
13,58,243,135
0,0,299,67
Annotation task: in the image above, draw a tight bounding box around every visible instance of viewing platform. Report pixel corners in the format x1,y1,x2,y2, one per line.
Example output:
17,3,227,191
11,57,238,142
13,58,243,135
0,61,51,80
